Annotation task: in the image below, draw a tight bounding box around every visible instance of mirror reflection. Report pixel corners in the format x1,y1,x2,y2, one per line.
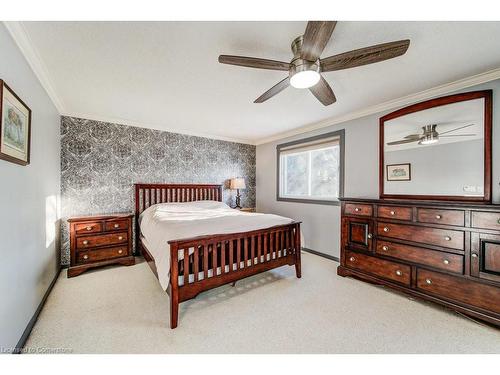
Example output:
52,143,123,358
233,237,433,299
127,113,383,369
383,98,485,197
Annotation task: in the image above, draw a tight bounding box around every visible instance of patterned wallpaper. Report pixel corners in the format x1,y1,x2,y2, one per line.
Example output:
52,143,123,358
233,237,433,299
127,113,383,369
60,116,256,265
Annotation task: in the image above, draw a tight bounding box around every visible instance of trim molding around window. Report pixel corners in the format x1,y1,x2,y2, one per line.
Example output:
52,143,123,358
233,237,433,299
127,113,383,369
276,129,345,206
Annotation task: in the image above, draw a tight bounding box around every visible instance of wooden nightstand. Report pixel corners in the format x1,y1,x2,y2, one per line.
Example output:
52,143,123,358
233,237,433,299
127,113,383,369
237,207,256,213
67,213,135,277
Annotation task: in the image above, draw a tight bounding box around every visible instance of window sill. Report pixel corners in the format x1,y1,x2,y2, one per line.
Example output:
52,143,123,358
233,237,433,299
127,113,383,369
276,197,341,206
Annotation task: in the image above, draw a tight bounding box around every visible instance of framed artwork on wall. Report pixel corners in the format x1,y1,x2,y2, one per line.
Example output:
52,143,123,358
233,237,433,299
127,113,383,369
0,80,31,166
386,163,411,181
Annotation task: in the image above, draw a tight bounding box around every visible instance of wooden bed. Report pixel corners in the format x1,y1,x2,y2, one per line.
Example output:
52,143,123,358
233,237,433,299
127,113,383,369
134,183,302,328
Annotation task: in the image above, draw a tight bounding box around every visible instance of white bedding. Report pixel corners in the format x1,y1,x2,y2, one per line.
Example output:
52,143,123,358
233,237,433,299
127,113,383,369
139,200,296,290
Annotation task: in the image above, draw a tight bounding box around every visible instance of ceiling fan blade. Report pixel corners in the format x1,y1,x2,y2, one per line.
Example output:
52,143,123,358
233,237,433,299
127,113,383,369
387,138,421,146
309,76,336,106
301,21,337,61
438,123,474,135
254,77,290,103
404,134,423,139
320,39,410,72
218,55,290,71
440,134,477,137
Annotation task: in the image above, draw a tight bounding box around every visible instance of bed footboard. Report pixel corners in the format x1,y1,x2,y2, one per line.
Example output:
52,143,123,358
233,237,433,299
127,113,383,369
167,222,301,328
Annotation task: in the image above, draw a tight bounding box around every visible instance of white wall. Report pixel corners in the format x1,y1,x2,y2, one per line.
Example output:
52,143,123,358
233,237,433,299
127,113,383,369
0,24,61,350
256,81,500,259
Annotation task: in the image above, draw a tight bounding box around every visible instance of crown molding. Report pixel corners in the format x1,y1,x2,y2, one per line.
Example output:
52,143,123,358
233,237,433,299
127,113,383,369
255,67,500,145
3,21,65,113
63,112,255,145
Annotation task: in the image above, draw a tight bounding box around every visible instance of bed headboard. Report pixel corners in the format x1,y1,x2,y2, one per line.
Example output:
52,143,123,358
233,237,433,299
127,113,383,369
134,183,223,217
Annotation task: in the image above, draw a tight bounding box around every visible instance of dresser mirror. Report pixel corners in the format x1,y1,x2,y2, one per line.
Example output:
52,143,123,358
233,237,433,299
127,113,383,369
380,90,492,202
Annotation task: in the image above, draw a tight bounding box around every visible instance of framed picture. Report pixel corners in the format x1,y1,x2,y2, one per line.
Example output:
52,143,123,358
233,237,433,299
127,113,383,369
386,163,411,181
0,80,31,166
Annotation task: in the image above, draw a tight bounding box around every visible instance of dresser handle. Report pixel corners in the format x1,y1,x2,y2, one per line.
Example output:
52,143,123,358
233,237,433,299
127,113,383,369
382,245,389,251
118,236,124,240
367,233,373,239
118,249,123,254
349,256,356,262
390,210,395,215
83,254,89,260
435,215,442,220
444,236,451,241
425,278,432,285
472,253,478,258
83,240,89,245
354,208,361,212
114,223,120,228
497,218,500,225
383,227,389,232
86,226,93,231
443,259,450,265
395,270,403,276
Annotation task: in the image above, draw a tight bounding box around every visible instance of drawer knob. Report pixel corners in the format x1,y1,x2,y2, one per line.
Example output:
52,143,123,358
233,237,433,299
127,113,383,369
443,259,450,265
83,240,89,245
497,218,500,225
383,227,389,232
354,208,361,212
367,233,373,239
425,278,432,285
395,270,403,276
118,249,123,254
349,256,356,262
118,236,124,240
444,236,451,241
83,254,89,260
382,245,389,251
435,215,442,220
86,226,92,231
114,223,120,228
472,253,478,258
390,210,395,215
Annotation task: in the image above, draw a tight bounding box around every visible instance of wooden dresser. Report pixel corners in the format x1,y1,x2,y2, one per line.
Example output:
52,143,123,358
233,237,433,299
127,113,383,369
338,198,500,326
68,213,135,277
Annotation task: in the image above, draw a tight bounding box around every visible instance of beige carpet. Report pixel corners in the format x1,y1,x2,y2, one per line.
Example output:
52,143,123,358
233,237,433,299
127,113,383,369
25,252,500,353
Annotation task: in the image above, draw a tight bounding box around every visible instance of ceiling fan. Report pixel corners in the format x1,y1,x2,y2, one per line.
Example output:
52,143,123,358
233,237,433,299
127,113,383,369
386,123,477,146
218,21,410,106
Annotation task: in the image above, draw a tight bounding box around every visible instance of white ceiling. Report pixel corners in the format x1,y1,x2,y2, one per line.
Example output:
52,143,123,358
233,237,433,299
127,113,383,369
15,21,500,144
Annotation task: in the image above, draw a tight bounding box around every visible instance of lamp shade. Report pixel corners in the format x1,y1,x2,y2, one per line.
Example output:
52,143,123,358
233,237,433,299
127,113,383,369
230,178,246,190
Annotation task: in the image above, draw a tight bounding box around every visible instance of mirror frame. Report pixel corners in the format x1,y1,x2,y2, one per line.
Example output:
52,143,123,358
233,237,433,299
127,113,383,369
379,90,492,202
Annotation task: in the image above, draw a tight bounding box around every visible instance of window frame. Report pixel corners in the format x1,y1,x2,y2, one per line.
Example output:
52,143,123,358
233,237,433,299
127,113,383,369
276,129,345,205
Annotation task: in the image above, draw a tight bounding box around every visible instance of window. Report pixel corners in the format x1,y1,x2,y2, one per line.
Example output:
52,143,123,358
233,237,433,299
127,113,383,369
277,130,344,205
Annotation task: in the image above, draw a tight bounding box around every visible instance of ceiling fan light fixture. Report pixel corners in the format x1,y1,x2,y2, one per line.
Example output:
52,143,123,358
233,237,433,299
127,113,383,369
290,70,321,89
419,133,439,145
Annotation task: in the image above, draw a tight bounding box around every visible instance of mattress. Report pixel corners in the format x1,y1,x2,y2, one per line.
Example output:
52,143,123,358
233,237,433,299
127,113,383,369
139,200,296,290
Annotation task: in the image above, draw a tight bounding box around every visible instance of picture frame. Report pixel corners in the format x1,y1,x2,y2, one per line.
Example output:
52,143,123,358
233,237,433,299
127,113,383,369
0,80,32,166
386,163,411,181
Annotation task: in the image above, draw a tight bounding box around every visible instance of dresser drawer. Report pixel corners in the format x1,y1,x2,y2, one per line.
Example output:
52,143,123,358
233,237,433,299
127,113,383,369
77,246,129,263
105,219,129,231
377,222,464,250
75,221,102,235
345,250,411,286
76,232,128,249
377,205,412,221
417,208,465,226
417,269,500,314
345,203,373,217
471,211,500,230
376,240,464,274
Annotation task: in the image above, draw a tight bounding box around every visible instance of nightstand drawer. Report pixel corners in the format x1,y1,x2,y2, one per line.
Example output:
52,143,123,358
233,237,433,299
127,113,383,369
77,246,128,263
76,232,128,249
75,221,102,235
105,219,129,231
